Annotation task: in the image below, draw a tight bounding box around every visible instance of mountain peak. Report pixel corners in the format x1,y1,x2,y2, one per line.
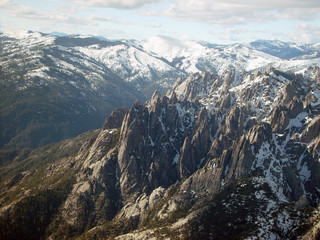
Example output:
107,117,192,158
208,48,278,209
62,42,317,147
2,65,320,239
1,29,47,39
1,28,320,239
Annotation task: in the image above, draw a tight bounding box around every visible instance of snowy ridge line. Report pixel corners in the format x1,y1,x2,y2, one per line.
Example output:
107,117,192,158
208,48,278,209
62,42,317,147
1,30,320,92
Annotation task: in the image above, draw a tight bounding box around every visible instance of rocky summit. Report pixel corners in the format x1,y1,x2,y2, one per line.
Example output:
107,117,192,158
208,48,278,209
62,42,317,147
1,65,320,239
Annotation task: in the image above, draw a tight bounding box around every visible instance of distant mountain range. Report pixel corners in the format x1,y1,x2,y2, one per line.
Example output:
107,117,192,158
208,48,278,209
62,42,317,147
1,30,320,149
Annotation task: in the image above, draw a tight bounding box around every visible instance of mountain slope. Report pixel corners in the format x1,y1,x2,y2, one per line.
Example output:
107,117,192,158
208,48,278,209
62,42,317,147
1,31,320,149
0,31,142,149
250,39,320,60
1,66,320,239
136,36,320,74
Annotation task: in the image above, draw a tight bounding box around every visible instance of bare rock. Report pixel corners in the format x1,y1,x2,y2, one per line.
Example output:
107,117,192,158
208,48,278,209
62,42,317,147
300,116,320,144
103,107,128,130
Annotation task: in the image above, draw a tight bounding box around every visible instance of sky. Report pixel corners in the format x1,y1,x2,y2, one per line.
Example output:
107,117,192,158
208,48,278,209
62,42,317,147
0,0,320,44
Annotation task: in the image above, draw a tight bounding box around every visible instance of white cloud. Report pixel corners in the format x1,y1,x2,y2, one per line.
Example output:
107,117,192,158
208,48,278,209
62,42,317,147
147,23,161,28
2,0,320,43
0,0,11,8
292,23,320,42
139,9,159,16
268,23,320,43
163,0,320,25
216,28,248,42
6,4,44,19
187,0,320,9
70,0,163,9
89,15,113,22
4,3,115,27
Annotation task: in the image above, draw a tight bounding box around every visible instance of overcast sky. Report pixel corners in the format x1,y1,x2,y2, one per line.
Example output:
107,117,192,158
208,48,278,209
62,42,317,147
0,0,320,43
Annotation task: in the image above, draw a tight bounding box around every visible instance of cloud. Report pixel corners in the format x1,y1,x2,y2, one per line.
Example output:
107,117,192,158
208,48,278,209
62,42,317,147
183,0,320,9
69,0,163,9
215,28,248,42
267,23,320,43
139,9,159,16
163,0,320,25
0,0,11,8
147,23,161,28
6,4,44,19
89,15,113,22
4,3,115,27
292,23,320,42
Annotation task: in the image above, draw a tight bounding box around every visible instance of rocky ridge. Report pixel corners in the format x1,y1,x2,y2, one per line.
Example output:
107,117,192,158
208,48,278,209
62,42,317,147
1,66,320,239
1,30,320,149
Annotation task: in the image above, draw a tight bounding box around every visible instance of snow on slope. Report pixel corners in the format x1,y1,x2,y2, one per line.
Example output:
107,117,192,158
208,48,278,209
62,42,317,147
274,58,320,73
138,36,188,62
1,30,320,92
1,30,56,47
76,43,180,83
139,36,320,76
137,36,281,74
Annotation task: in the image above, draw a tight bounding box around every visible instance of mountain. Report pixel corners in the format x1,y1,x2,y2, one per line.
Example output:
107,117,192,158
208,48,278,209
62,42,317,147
135,36,320,74
1,65,320,239
1,30,320,150
249,39,320,60
0,31,142,149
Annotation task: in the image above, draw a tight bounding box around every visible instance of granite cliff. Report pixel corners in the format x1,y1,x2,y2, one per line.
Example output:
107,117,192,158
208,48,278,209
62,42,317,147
1,66,320,239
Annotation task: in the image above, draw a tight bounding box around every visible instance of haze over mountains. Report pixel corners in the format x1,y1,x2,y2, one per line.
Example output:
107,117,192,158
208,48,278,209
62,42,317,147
1,30,320,239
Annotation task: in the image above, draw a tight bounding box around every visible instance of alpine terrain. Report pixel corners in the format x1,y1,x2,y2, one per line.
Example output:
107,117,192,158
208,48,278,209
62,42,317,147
1,30,320,150
1,58,320,239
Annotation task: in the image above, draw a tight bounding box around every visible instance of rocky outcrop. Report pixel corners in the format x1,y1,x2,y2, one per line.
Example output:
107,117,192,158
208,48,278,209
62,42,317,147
116,93,204,203
169,71,216,102
36,66,320,238
281,78,304,106
2,67,320,240
300,116,320,144
221,68,236,92
270,97,304,134
270,105,289,133
102,107,128,130
178,123,272,197
179,108,211,178
61,128,121,230
209,105,251,158
117,187,166,220
300,116,320,160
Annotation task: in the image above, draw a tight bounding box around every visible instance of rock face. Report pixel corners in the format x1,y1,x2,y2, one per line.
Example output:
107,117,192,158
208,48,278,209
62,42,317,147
102,107,128,130
117,94,204,203
1,66,320,239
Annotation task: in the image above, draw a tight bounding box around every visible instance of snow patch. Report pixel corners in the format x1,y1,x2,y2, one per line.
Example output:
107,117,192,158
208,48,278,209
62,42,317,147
286,112,307,130
173,153,180,164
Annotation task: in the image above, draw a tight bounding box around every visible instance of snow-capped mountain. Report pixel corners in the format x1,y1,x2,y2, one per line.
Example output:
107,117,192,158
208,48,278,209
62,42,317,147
132,36,320,75
250,39,320,60
2,30,320,91
1,29,320,150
